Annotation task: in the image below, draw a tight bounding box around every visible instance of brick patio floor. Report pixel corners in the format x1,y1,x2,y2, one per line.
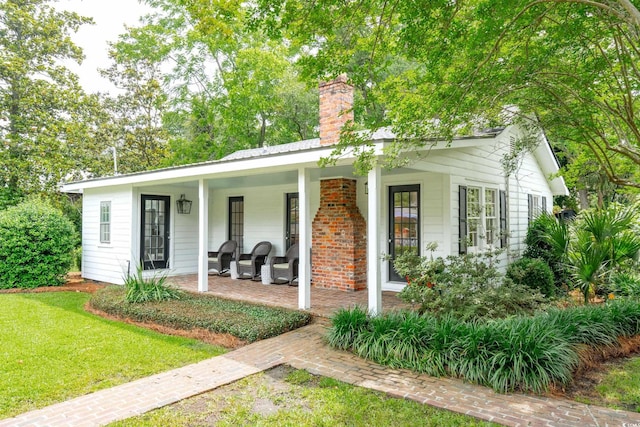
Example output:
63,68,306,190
168,273,410,317
2,321,640,427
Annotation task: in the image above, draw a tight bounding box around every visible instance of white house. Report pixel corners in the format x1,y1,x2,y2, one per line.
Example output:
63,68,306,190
61,76,568,314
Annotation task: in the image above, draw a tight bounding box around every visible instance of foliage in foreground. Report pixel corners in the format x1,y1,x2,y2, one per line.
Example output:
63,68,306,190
327,300,640,393
505,257,555,297
109,366,496,427
124,268,183,303
395,250,545,321
91,286,312,342
0,292,224,419
0,199,77,289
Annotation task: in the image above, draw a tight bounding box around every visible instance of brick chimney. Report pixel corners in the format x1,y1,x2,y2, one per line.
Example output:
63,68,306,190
319,74,354,146
312,178,367,291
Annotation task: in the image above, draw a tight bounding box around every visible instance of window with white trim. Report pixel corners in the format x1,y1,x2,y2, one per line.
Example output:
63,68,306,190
100,201,111,244
465,186,500,251
485,188,498,244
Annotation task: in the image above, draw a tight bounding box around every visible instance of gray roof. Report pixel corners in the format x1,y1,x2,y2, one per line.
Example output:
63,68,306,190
222,138,322,160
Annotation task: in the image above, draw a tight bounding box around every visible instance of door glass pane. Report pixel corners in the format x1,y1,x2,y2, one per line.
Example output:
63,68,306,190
144,199,165,262
389,185,420,281
287,193,299,249
141,195,169,269
229,197,244,253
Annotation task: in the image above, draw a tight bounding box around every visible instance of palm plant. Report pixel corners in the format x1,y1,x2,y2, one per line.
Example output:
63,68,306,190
568,205,640,303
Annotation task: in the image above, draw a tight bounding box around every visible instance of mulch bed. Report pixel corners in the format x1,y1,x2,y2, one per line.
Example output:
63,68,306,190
0,272,106,294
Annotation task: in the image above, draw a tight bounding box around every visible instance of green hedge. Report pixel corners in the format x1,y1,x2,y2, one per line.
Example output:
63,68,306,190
0,199,77,289
90,286,312,342
327,300,640,393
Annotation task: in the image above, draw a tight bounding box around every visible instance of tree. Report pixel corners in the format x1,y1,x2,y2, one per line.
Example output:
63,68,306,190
0,0,93,208
100,39,169,174
248,0,640,187
112,0,319,166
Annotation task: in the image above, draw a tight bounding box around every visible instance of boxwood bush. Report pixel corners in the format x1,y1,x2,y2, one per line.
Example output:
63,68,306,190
506,257,555,297
327,300,640,393
90,286,312,342
0,199,77,289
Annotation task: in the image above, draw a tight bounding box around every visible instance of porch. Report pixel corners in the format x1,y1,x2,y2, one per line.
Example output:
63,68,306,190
169,274,409,318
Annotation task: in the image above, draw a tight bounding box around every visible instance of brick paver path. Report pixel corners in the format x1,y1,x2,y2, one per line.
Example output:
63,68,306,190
2,322,640,427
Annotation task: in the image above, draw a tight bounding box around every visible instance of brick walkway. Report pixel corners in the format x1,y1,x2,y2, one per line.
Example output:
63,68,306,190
2,322,639,427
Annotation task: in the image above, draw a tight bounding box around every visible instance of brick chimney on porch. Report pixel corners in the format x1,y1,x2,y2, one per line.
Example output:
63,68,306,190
312,76,367,291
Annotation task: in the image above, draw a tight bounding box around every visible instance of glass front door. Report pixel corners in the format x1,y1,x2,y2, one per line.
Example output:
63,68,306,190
388,185,420,281
141,195,170,270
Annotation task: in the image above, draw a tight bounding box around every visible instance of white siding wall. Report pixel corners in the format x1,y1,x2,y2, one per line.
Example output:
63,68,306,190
82,186,133,284
209,182,321,259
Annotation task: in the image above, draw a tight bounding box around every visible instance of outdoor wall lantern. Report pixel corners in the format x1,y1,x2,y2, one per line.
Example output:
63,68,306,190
176,194,192,215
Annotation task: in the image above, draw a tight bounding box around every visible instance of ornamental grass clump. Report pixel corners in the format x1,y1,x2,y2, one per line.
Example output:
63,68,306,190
124,267,183,303
327,300,640,393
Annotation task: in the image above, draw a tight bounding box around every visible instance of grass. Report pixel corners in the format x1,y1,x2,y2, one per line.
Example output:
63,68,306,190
0,292,225,418
587,356,640,412
108,366,498,426
91,286,312,342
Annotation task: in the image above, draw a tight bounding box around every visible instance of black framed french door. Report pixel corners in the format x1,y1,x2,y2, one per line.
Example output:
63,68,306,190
286,193,299,250
388,185,420,281
140,195,170,270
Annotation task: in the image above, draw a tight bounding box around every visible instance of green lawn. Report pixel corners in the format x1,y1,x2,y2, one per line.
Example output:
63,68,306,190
0,292,225,418
590,356,640,412
109,366,497,426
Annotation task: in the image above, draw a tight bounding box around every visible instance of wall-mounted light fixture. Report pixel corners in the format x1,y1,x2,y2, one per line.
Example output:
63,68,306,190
365,181,368,195
176,194,192,214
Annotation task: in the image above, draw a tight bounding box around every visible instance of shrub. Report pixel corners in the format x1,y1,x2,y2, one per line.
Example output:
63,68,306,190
524,212,571,290
506,257,555,297
606,271,640,298
328,300,640,393
0,199,77,289
397,251,545,321
91,286,312,342
124,267,183,303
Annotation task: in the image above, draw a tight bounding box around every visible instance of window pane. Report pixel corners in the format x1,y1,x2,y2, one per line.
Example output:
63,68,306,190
100,201,111,244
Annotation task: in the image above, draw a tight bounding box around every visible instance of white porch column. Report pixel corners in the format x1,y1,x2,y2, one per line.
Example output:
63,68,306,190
367,166,382,315
298,167,311,309
197,178,209,292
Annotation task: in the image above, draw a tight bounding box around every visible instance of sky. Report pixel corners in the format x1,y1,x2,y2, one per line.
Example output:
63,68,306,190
59,0,152,93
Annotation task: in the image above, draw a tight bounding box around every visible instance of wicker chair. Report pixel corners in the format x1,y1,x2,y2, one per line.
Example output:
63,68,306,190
269,243,299,285
208,240,237,275
236,241,272,280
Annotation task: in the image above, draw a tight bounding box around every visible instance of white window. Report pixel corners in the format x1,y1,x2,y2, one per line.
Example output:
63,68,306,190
467,186,500,250
100,201,111,244
467,187,481,248
485,189,498,244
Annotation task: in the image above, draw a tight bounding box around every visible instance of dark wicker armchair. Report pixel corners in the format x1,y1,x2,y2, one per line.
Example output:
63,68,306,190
269,243,299,285
208,240,237,275
236,241,272,280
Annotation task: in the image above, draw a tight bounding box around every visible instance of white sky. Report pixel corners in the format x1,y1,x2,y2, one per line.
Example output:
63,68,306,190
59,0,152,93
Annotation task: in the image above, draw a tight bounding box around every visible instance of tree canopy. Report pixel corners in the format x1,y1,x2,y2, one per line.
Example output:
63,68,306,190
0,0,94,207
247,0,640,190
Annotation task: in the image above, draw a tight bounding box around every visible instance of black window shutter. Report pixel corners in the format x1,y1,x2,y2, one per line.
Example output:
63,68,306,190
459,186,467,254
527,194,533,225
542,196,547,213
499,190,507,248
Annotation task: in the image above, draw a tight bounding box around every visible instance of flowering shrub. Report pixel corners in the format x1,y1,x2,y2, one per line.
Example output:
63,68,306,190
395,250,545,321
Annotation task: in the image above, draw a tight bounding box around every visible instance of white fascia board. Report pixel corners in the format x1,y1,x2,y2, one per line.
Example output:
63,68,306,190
533,133,570,196
61,142,383,192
